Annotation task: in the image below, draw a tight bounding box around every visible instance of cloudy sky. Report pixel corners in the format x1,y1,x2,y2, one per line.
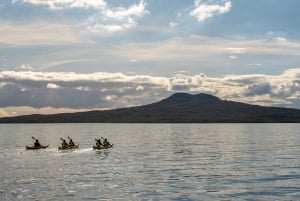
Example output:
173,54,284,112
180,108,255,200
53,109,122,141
1,0,300,117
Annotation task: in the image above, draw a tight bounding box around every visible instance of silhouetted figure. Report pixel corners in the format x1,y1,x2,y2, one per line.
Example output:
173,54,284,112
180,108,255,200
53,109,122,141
69,138,75,147
34,139,41,147
95,138,103,147
61,139,68,149
103,138,110,147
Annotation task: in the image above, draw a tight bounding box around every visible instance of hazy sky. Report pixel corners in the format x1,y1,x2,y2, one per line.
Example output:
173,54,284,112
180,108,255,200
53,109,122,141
1,0,300,117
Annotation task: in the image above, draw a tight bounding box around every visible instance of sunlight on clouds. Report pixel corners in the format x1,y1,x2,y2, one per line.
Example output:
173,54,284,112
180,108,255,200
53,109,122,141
0,108,18,117
0,69,300,115
76,86,90,91
7,0,148,38
88,18,137,33
136,85,144,91
191,0,231,22
105,95,117,102
47,83,60,89
103,0,148,20
88,0,148,33
226,48,248,54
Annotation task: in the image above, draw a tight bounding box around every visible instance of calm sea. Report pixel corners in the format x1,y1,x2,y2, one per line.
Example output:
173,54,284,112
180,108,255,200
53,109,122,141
0,123,300,200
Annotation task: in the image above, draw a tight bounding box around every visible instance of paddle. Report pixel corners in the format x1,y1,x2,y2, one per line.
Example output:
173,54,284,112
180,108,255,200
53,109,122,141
31,136,45,147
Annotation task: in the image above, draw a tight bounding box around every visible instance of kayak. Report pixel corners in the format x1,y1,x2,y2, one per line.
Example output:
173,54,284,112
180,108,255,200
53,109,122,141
93,144,113,150
58,144,79,150
26,145,49,150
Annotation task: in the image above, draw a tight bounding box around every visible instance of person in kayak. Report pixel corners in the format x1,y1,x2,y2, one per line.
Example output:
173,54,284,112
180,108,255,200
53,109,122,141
61,139,69,149
103,138,111,147
95,138,103,147
34,139,41,147
68,138,75,147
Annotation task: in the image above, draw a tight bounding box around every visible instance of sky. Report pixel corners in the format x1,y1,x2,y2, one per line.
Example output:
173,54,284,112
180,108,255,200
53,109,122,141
1,0,300,117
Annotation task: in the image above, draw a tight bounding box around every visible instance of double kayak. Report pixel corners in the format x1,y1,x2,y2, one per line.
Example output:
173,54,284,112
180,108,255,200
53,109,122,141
26,145,49,150
93,144,113,150
58,144,79,150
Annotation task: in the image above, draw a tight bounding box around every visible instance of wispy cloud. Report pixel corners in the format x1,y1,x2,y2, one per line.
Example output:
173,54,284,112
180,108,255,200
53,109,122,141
17,64,34,71
228,55,238,59
190,0,231,22
13,0,107,10
88,18,137,33
8,0,148,36
88,0,148,33
169,21,179,29
0,21,85,45
103,0,148,20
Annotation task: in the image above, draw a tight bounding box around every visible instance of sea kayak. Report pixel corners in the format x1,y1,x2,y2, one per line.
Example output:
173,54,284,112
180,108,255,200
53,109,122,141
26,145,49,150
93,144,113,150
58,144,79,150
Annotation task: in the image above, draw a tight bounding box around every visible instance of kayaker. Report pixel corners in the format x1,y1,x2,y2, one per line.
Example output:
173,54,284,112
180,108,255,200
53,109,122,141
34,139,41,147
103,138,111,147
68,138,75,147
95,138,103,147
61,139,69,149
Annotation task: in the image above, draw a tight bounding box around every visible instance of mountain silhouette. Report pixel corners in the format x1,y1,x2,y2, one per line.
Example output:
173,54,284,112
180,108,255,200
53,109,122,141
1,93,300,123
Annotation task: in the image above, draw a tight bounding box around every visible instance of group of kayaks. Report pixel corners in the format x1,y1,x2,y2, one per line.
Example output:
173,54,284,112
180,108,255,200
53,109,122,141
26,136,113,150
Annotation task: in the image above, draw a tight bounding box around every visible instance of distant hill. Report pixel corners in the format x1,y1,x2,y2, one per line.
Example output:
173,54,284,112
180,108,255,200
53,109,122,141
1,93,300,123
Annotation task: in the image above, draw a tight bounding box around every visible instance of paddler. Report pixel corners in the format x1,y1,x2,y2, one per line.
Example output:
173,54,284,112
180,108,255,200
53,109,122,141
68,137,75,147
95,138,103,148
34,139,41,147
103,138,111,147
61,138,69,149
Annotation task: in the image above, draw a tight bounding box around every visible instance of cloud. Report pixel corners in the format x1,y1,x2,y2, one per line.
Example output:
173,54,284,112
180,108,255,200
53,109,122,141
17,64,34,71
88,0,148,33
228,55,238,59
191,0,231,22
103,0,148,20
13,0,106,10
169,21,179,28
226,48,247,54
6,0,148,40
0,21,85,45
136,85,144,91
248,64,262,67
88,18,137,33
47,83,60,89
130,59,138,63
1,68,300,116
244,83,272,96
0,109,11,117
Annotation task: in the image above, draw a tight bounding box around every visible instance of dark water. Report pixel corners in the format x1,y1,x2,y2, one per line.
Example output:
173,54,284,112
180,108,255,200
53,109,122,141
0,124,300,200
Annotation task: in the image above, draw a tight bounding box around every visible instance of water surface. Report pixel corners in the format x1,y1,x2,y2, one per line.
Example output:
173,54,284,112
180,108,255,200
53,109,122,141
0,124,300,200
